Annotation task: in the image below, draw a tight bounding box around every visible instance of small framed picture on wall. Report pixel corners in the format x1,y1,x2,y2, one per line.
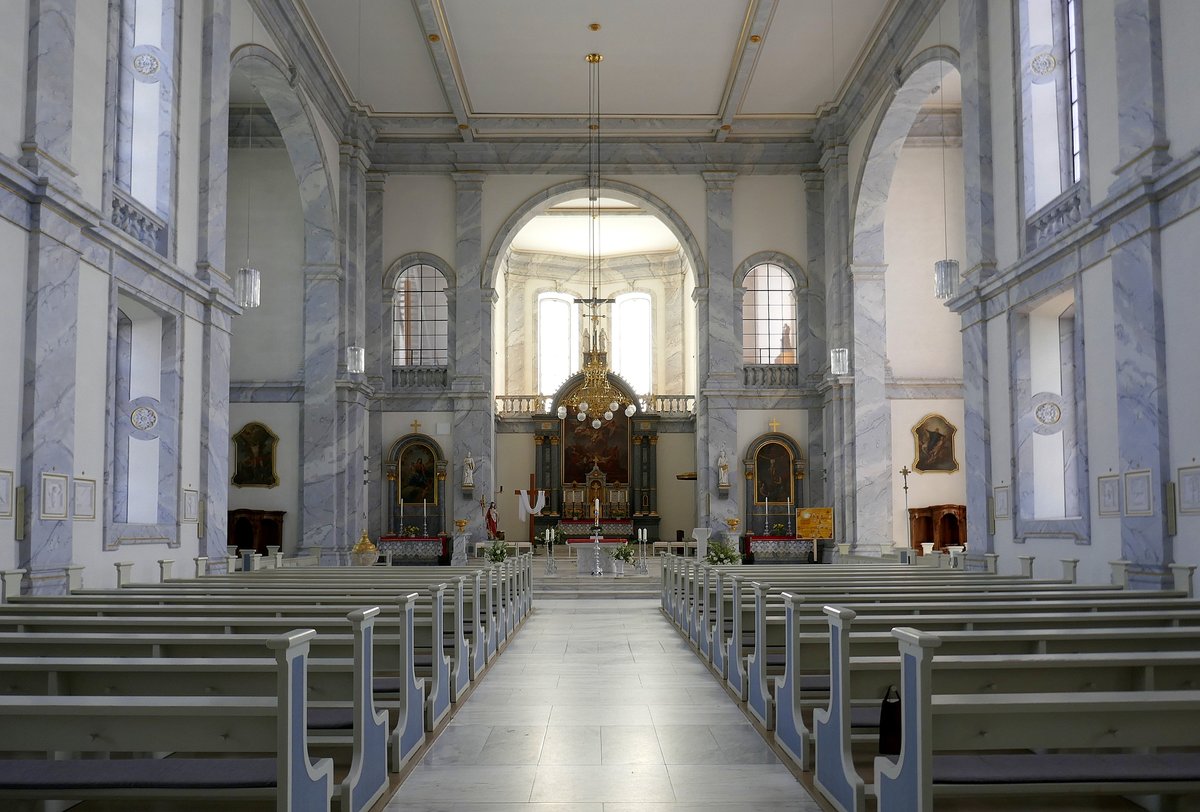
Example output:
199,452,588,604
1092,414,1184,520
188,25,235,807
992,485,1010,519
1124,469,1154,517
1098,474,1121,517
40,473,68,520
182,489,199,523
1178,466,1200,515
0,470,12,519
72,478,96,521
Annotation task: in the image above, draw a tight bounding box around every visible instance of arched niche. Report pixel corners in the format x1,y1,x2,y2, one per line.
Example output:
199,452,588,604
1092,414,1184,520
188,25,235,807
385,434,447,536
741,432,806,535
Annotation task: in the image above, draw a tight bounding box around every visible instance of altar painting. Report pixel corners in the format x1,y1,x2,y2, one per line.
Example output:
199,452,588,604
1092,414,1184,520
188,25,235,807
563,411,629,483
753,441,792,505
398,442,438,504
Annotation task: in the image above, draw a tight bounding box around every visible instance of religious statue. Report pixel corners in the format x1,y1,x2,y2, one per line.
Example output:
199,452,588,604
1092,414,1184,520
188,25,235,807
717,446,730,487
462,450,475,488
484,501,499,539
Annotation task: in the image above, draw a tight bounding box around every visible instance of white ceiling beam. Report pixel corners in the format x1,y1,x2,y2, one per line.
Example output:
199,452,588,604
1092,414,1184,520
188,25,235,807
410,0,474,142
715,0,779,142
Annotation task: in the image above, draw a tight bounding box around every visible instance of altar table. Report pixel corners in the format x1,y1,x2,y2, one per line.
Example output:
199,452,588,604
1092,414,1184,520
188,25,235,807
745,535,816,563
378,535,449,565
566,539,626,574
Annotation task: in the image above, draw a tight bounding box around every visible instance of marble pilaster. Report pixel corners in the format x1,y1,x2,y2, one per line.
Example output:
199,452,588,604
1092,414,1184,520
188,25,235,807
1110,0,1171,190
451,173,492,543
850,265,891,554
697,173,739,534
21,0,79,186
958,0,996,281
195,0,230,284
20,204,82,594
301,266,341,559
959,293,993,553
199,305,233,568
365,173,386,539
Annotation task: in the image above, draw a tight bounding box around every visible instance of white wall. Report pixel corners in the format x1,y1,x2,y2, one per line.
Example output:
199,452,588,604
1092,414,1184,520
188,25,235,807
175,0,204,278
656,432,696,539
884,143,964,379
0,1,26,161
70,0,108,211
732,176,807,271
382,175,456,272
987,0,1020,271
227,147,305,381
228,403,301,552
494,432,532,542
1083,0,1119,209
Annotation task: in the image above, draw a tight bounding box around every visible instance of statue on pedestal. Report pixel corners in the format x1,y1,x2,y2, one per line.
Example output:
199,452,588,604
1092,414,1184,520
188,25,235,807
462,450,475,488
717,446,730,488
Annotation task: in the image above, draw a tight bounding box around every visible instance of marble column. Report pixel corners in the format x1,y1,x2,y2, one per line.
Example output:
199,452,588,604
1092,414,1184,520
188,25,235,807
820,140,855,544
851,265,891,554
301,266,341,559
958,291,992,554
20,205,82,595
802,171,827,507
21,0,79,187
365,173,386,539
451,173,493,543
958,0,996,283
1110,0,1171,191
199,303,233,568
195,0,230,285
696,172,739,534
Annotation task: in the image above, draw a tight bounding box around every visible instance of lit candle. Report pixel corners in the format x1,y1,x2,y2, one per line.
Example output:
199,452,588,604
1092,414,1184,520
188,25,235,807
787,497,791,534
423,499,427,520
400,498,404,518
594,498,600,518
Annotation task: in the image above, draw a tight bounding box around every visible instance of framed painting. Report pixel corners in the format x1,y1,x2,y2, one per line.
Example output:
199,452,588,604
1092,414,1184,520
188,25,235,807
72,478,95,521
1124,469,1154,517
40,472,68,520
0,469,11,519
753,441,793,505
1098,474,1121,517
912,413,959,473
398,442,439,505
562,411,630,484
1178,466,1200,515
992,485,1010,519
231,422,279,488
182,489,200,523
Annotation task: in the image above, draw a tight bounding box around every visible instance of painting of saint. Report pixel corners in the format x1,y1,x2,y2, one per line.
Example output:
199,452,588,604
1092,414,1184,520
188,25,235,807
913,414,959,473
399,443,438,504
754,441,792,504
562,411,629,483
232,422,279,488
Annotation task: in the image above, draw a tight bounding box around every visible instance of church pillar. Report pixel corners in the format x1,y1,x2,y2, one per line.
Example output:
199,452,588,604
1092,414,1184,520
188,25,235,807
451,172,494,543
301,265,341,559
957,0,998,556
195,0,230,286
696,171,739,534
21,0,79,187
820,140,855,545
850,264,891,554
365,172,386,539
802,171,827,508
1103,0,1172,586
199,305,233,569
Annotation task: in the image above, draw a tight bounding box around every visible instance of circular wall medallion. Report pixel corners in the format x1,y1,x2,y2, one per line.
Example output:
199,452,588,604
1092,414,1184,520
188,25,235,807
133,53,161,77
1030,51,1057,76
130,406,158,432
1035,401,1062,426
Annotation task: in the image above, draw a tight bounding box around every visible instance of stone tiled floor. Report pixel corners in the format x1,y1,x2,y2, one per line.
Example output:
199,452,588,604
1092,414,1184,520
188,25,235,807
383,598,824,811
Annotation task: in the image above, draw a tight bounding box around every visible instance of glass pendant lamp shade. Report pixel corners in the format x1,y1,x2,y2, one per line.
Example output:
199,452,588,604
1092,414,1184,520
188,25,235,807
346,345,365,375
624,404,636,417
830,347,850,376
235,266,261,309
557,405,567,420
934,258,960,301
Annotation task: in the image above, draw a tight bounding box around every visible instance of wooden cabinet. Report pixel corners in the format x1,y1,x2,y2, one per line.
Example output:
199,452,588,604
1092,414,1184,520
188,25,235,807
228,509,286,555
907,504,966,553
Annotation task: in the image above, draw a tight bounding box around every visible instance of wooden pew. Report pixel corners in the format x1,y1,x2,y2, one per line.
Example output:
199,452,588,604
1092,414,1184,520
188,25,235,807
813,606,1200,812
0,629,334,812
873,627,1200,812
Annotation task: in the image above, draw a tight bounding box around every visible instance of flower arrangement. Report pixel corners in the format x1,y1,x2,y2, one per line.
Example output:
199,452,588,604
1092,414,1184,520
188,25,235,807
404,525,422,538
540,525,565,546
611,541,637,563
770,523,786,537
705,540,741,565
484,540,508,563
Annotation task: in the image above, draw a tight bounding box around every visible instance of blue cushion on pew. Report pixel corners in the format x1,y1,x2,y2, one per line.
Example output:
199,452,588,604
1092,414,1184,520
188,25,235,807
0,758,277,789
933,753,1200,784
849,706,880,728
373,676,403,694
307,707,354,730
798,675,831,692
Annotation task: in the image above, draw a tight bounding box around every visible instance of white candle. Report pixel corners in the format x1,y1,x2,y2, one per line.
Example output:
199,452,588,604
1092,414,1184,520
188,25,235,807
787,497,791,533
423,499,426,519
594,498,600,517
400,498,404,517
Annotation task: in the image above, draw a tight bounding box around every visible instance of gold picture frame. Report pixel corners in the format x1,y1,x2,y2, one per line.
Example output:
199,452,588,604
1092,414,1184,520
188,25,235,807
912,413,959,474
231,422,280,488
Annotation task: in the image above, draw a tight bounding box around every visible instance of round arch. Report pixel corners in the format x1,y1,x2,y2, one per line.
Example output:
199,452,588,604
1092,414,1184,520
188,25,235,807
230,45,339,270
734,250,810,289
851,46,960,267
482,179,707,290
383,251,457,290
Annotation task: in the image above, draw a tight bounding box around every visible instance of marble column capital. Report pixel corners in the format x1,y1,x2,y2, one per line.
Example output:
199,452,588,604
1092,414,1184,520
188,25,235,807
850,264,887,282
480,286,499,305
365,172,387,193
451,171,488,190
702,171,737,191
304,264,344,283
691,286,709,304
819,143,849,172
801,170,824,192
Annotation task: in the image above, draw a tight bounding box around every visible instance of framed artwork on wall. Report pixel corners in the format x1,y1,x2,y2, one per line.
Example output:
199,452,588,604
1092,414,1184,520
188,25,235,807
72,478,95,521
912,413,959,473
992,485,1010,519
1098,474,1121,517
182,489,199,523
1124,469,1154,517
1178,466,1200,515
0,470,12,519
40,473,68,520
231,422,280,488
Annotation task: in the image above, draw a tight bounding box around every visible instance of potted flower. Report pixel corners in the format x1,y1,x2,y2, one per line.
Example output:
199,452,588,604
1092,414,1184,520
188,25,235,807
705,539,741,566
404,525,421,538
484,539,508,563
611,541,637,576
770,523,786,537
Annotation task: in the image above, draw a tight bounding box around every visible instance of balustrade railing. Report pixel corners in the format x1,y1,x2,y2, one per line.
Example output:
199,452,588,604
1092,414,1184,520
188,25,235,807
111,189,167,256
391,366,448,389
743,364,799,388
494,393,695,417
1026,185,1084,251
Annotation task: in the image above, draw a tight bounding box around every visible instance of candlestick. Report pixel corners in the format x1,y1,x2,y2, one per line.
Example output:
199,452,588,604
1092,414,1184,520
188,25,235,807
787,497,791,536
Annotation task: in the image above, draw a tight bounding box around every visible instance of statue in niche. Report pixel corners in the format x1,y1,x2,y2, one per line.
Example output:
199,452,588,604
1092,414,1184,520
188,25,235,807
774,324,796,363
462,450,475,488
717,446,730,488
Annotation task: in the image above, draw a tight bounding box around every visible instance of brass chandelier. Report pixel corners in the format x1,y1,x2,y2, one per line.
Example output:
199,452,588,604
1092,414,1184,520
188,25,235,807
555,53,636,430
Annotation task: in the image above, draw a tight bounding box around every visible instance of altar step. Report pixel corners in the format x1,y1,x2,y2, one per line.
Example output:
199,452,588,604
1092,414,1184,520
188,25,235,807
530,554,662,600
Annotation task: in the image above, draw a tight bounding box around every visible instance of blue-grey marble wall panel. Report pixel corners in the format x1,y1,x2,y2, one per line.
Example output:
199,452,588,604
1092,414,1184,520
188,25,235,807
1111,0,1171,186
199,307,232,565
21,0,78,185
302,270,340,557
194,0,231,283
850,267,891,554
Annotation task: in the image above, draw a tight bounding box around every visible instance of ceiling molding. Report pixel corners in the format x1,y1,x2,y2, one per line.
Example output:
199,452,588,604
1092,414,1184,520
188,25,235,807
410,0,474,142
252,0,351,133
715,0,778,142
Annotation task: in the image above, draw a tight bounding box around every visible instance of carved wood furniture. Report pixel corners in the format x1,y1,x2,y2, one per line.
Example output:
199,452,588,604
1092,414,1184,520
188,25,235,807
907,504,967,553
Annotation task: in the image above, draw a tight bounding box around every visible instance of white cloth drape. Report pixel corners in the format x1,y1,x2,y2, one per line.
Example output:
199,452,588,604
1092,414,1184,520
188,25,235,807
516,489,546,522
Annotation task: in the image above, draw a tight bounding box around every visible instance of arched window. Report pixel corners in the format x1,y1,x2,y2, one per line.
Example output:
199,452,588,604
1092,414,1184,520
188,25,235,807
392,264,448,366
742,263,797,364
537,292,578,395
612,292,652,395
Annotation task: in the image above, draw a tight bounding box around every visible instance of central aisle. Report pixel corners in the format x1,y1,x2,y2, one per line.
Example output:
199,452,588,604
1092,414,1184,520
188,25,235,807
384,598,825,811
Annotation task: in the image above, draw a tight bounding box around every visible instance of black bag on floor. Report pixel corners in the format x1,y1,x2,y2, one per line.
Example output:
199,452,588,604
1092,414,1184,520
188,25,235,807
878,685,902,757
